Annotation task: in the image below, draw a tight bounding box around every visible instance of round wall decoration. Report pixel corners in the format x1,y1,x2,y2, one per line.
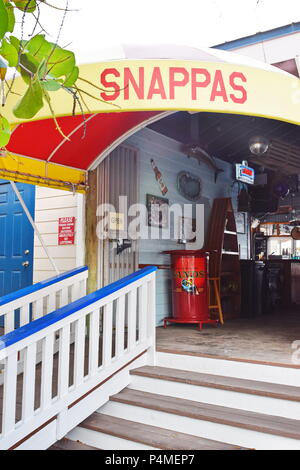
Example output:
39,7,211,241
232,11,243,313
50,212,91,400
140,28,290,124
177,171,202,201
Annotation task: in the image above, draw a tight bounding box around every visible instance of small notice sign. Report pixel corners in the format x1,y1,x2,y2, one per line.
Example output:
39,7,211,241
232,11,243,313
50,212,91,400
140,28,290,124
58,217,76,245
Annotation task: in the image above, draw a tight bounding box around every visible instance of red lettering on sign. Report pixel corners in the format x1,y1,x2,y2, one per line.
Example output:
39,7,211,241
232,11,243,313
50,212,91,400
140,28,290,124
210,70,228,102
99,65,248,106
229,72,247,104
169,67,189,99
124,67,145,100
100,68,120,101
58,217,76,246
191,68,211,100
147,67,167,99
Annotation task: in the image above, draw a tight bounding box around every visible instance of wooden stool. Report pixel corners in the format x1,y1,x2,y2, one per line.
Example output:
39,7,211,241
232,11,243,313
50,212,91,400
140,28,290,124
208,277,224,325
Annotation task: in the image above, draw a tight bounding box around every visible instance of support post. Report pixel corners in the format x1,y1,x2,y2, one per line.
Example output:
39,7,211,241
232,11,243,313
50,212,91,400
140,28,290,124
147,272,157,365
85,169,98,293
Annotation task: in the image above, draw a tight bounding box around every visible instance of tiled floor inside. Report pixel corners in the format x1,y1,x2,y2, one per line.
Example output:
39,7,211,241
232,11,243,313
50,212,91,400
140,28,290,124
156,311,300,365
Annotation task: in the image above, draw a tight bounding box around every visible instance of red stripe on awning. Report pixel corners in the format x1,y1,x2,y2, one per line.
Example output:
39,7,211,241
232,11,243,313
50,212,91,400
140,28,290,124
7,111,163,170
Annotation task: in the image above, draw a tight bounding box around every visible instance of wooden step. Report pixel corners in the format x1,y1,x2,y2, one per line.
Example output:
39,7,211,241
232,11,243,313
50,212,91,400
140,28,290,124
110,388,300,440
49,437,98,451
79,413,246,450
131,366,300,402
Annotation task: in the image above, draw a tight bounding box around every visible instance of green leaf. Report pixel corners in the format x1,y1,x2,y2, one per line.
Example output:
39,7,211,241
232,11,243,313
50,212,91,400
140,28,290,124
63,66,79,87
0,39,18,67
0,0,9,40
13,0,37,13
26,34,52,59
13,79,44,119
42,79,62,91
19,52,39,84
47,47,75,79
9,35,21,51
6,2,15,32
0,116,11,147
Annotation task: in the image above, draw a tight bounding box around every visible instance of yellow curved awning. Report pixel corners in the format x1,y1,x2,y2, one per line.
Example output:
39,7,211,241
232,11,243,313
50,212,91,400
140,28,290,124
2,52,300,191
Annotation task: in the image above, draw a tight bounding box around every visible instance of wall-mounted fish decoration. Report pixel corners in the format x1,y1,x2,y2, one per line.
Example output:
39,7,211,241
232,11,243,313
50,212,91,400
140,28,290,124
182,144,224,182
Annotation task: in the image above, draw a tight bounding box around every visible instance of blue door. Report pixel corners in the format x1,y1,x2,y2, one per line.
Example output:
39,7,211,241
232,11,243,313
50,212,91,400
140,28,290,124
0,180,35,298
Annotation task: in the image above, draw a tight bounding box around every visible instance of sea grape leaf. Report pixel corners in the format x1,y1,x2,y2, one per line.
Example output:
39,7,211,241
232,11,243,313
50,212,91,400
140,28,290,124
0,0,8,40
0,38,18,67
47,47,75,79
42,78,62,91
19,52,39,83
13,79,44,119
9,35,21,51
63,66,79,87
26,34,52,60
13,0,37,13
0,116,11,147
6,2,15,32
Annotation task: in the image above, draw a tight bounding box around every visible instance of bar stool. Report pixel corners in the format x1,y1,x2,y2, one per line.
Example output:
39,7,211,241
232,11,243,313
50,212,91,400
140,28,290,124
208,277,224,325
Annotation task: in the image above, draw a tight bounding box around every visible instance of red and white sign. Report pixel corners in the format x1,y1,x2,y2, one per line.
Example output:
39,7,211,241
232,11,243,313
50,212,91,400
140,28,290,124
58,217,76,245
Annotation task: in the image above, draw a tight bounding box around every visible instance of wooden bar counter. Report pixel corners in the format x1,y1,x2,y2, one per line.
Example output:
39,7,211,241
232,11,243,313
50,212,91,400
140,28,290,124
265,259,300,306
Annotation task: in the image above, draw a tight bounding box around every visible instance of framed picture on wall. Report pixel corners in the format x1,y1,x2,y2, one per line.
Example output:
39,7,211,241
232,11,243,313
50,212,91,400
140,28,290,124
146,194,169,228
235,212,246,234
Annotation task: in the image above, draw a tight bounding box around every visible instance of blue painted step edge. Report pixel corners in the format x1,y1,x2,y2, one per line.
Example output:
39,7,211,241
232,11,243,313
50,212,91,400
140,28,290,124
0,266,157,351
0,266,89,307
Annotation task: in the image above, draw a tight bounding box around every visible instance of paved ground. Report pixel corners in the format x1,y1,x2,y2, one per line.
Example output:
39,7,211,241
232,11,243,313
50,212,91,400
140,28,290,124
156,311,300,365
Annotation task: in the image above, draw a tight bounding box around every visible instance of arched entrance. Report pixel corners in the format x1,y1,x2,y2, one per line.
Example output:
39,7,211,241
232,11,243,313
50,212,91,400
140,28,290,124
3,45,300,364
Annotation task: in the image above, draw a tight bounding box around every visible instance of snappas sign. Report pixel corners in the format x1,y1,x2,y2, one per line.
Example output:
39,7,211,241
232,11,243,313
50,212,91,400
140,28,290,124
100,64,247,105
5,59,300,127
88,60,298,126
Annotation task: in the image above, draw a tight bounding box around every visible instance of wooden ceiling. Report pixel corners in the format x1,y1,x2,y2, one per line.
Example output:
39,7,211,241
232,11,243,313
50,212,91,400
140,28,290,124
148,111,300,173
251,139,300,175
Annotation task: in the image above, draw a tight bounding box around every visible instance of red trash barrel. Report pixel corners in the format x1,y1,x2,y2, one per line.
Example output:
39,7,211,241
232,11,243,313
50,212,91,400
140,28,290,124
163,250,216,329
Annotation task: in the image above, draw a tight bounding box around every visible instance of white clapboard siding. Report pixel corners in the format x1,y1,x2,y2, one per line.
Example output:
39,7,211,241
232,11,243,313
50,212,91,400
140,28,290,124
33,187,80,283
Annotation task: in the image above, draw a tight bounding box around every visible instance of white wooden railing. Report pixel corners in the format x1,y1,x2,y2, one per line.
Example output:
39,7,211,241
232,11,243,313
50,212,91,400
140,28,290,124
0,267,88,335
0,266,157,450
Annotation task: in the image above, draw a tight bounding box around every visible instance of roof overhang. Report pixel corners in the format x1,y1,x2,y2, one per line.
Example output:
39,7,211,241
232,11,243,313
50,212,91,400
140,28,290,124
3,45,300,192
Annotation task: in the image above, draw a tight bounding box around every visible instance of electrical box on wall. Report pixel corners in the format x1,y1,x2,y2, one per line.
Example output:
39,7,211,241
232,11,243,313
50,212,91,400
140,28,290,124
236,161,255,185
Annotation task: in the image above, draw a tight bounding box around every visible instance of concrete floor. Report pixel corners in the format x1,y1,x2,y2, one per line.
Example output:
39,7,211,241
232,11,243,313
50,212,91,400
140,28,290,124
156,311,300,365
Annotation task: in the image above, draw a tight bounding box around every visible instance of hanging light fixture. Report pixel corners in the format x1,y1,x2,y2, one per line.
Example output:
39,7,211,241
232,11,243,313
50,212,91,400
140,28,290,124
249,136,269,156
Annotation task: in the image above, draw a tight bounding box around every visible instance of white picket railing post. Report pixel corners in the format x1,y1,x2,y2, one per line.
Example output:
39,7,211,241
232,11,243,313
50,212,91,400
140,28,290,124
74,316,86,387
128,288,137,351
88,309,100,376
115,295,125,358
138,283,148,344
22,343,37,422
20,305,30,327
40,334,54,410
103,302,113,367
147,273,157,365
2,352,18,436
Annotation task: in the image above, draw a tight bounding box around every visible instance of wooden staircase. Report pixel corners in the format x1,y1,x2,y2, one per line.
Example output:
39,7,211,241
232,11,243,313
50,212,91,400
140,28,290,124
57,353,300,450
